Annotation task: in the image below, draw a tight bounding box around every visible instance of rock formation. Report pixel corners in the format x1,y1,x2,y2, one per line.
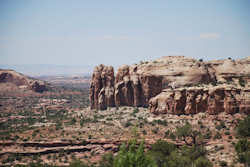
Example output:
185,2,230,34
90,65,115,110
90,56,250,114
0,69,48,93
149,86,249,115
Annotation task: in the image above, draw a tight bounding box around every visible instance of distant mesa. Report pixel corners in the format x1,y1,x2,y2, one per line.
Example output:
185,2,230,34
90,56,250,115
0,69,48,93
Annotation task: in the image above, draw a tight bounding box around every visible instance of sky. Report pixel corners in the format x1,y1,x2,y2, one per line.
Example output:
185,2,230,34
0,0,250,69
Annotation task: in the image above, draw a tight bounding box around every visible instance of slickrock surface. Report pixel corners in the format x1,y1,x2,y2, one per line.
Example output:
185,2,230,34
90,56,250,114
0,69,48,93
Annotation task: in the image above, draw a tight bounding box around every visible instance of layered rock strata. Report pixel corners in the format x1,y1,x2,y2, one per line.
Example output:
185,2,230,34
90,56,250,114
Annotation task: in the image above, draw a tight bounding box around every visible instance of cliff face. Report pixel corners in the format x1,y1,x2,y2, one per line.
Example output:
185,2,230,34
90,56,250,114
149,86,250,115
90,65,115,110
114,65,163,107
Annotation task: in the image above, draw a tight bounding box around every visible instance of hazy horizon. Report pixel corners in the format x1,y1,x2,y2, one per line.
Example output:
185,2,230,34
0,64,94,76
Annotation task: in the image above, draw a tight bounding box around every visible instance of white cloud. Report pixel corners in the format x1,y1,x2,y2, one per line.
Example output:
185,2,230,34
200,33,220,39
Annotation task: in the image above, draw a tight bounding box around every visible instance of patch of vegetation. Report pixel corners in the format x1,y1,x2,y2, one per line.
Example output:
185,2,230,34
215,121,226,130
93,138,212,167
236,116,250,138
153,119,167,126
169,132,176,140
176,123,202,146
203,129,212,139
234,116,250,167
219,161,228,167
152,127,159,134
224,131,230,136
133,108,139,114
213,132,222,140
239,77,246,87
124,120,133,128
234,139,250,166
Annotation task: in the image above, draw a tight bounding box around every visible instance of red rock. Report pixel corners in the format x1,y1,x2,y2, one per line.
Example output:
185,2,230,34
90,64,115,110
90,56,250,115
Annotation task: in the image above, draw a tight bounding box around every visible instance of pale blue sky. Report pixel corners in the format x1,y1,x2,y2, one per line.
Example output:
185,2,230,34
0,0,250,67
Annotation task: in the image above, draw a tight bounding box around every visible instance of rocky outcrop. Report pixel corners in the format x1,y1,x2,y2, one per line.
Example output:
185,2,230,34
90,56,250,115
0,69,48,93
90,65,115,110
149,86,249,115
30,81,47,93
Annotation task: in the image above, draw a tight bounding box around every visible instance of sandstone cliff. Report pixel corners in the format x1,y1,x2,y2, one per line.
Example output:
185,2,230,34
149,86,250,115
90,56,250,114
0,69,48,93
90,65,115,110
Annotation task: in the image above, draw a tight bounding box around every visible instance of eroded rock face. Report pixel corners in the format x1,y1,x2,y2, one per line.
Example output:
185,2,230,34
238,89,250,114
149,88,206,115
90,56,250,114
90,65,115,110
149,86,249,115
91,64,163,109
114,66,163,107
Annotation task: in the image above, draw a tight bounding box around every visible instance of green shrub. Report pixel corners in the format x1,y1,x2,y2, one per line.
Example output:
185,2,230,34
124,121,132,128
99,153,114,167
133,108,139,114
164,130,170,138
194,157,213,167
234,139,250,166
167,145,211,167
69,160,89,167
204,130,212,139
142,129,147,135
213,132,222,140
236,116,250,137
176,123,202,145
113,140,156,167
149,140,176,167
70,118,77,125
219,161,227,167
153,119,168,126
224,131,230,135
82,139,88,145
215,121,226,130
152,127,159,134
239,77,246,87
169,132,176,140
